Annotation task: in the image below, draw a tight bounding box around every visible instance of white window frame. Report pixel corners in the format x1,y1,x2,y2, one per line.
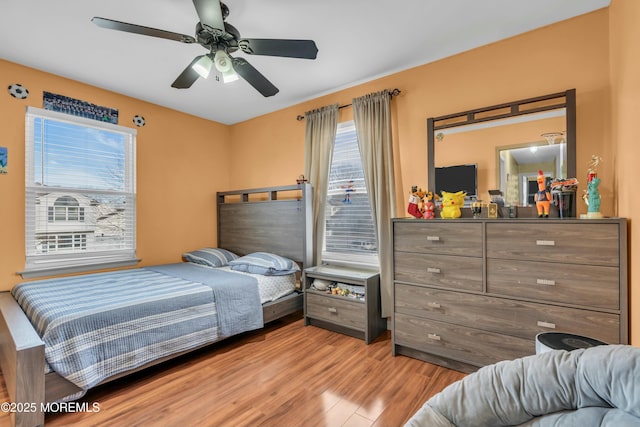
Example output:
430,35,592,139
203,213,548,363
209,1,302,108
322,121,379,268
22,107,138,278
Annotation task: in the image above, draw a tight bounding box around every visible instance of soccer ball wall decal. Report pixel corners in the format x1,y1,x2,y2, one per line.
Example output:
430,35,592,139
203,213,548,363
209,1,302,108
132,115,146,127
8,83,29,99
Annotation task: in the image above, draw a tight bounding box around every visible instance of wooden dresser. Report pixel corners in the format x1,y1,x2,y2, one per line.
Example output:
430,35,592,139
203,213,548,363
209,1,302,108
391,218,628,372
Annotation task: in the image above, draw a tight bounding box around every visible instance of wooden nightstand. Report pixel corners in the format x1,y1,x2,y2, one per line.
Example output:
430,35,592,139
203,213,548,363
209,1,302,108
303,264,385,344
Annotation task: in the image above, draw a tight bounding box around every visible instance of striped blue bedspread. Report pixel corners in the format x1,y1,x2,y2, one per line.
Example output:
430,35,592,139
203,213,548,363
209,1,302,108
11,263,263,391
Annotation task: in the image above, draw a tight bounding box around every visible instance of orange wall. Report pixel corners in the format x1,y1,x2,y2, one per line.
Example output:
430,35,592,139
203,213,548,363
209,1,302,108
228,9,638,345
610,0,640,345
0,60,232,290
229,10,613,214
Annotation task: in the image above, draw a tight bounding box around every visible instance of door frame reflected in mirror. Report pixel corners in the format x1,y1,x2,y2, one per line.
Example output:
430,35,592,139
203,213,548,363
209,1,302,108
497,139,567,207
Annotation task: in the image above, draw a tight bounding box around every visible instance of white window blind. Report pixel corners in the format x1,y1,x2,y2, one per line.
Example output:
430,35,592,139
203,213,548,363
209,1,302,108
323,121,379,267
23,107,137,277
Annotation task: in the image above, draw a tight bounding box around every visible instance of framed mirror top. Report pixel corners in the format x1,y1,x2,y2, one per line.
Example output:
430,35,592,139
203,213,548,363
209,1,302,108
427,89,576,208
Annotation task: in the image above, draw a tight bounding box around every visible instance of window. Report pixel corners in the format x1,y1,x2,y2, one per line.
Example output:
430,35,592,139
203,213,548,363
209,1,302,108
323,121,378,267
37,233,87,253
48,196,85,222
23,107,137,277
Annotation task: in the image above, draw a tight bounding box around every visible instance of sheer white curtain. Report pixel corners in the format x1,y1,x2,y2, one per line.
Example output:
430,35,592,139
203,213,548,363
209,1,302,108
304,104,339,265
352,90,396,317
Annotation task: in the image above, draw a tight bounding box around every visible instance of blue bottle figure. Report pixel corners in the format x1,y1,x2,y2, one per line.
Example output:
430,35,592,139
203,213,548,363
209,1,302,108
584,155,603,219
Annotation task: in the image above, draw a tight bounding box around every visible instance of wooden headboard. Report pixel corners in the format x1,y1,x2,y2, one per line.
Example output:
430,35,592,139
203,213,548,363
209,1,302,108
217,184,313,268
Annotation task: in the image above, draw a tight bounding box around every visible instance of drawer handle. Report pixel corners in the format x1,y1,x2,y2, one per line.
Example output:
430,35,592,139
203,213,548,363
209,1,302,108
427,333,441,341
536,279,556,286
537,321,556,329
536,240,556,246
328,307,337,314
426,235,440,242
427,302,441,309
426,267,441,274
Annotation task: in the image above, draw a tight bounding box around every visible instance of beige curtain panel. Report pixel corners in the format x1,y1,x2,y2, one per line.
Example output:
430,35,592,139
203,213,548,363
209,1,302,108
303,104,339,265
353,89,396,318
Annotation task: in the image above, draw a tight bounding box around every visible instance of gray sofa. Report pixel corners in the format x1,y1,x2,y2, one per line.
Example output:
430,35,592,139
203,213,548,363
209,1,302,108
405,345,640,427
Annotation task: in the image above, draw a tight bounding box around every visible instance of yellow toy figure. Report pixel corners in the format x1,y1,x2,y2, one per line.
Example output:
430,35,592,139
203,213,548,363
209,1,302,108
534,170,551,218
440,191,466,219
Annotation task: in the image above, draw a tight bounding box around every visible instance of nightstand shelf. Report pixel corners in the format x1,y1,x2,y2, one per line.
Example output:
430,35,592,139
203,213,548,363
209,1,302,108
303,265,385,344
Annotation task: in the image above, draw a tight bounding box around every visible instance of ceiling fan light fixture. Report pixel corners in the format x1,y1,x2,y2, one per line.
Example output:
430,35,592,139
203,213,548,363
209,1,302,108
214,50,233,73
193,54,213,78
214,50,238,83
222,69,239,83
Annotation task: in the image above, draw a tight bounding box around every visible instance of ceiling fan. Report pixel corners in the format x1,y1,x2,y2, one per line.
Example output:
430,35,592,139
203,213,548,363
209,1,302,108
92,0,318,97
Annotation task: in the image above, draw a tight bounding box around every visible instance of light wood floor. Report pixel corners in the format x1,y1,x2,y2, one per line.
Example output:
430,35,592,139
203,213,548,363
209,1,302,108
0,313,465,427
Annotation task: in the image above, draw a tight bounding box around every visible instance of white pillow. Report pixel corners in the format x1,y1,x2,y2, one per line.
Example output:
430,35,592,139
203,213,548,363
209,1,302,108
228,252,300,276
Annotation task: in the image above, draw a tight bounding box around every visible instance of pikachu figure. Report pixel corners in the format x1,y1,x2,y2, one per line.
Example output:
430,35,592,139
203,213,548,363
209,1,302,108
440,191,466,219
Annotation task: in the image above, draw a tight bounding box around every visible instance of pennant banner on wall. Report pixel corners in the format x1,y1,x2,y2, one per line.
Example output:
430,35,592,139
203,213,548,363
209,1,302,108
43,92,118,124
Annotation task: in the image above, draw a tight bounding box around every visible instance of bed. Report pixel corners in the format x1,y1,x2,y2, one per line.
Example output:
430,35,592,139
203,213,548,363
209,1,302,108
0,184,312,427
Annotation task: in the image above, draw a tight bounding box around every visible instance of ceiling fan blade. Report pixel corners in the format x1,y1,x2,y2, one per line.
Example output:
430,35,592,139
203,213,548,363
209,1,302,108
192,0,225,31
171,56,204,89
92,17,196,43
231,57,279,97
238,39,318,59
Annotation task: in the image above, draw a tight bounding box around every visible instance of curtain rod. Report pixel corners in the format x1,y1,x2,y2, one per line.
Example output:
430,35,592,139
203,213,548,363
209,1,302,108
296,88,401,121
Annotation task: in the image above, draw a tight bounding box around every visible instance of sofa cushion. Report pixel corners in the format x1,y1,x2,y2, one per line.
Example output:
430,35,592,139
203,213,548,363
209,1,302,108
405,345,640,427
518,407,640,427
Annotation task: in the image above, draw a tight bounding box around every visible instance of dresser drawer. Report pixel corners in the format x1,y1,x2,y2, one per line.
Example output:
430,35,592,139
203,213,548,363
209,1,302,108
306,293,365,331
394,222,482,257
486,223,619,266
394,252,482,292
487,259,619,310
394,284,620,343
396,284,512,334
394,313,534,367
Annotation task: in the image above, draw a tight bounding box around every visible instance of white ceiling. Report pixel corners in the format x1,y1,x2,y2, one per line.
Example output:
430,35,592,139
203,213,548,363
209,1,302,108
0,0,609,125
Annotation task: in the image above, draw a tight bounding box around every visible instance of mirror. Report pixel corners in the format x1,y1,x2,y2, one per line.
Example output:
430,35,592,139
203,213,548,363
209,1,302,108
427,90,576,214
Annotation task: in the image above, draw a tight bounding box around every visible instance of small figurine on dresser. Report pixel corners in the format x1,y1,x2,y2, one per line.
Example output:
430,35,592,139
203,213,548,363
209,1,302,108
586,177,602,215
440,190,466,219
407,186,424,218
582,155,604,218
534,170,551,218
422,191,439,219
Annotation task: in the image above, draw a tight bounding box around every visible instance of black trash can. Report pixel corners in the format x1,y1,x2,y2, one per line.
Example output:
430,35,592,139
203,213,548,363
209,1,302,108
535,332,607,354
